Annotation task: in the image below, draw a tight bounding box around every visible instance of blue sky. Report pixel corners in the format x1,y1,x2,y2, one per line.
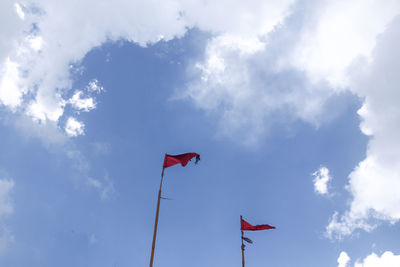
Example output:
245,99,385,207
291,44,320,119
1,1,400,266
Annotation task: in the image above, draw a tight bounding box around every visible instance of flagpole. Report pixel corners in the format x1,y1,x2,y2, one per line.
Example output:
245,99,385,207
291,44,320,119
241,216,245,267
149,167,165,267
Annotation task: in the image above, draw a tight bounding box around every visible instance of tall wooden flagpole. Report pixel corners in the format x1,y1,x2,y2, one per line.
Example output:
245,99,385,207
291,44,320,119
241,216,245,267
148,152,200,267
149,167,165,267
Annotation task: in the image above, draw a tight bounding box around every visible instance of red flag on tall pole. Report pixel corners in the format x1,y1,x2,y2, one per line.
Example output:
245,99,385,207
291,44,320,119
149,152,200,267
163,153,200,169
241,217,275,231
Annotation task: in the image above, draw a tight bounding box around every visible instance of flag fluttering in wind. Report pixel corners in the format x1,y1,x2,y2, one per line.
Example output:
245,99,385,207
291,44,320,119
240,216,275,267
241,217,275,231
149,152,200,267
163,153,200,169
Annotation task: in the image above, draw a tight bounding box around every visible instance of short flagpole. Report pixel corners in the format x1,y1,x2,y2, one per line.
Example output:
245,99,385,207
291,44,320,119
149,167,165,267
241,216,245,267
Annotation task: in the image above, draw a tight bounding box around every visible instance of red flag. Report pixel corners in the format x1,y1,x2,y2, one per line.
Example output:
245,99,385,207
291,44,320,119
241,217,275,231
163,153,200,169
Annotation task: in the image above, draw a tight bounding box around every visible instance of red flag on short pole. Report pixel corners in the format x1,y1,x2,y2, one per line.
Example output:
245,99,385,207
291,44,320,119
241,217,275,231
163,153,200,169
240,216,275,267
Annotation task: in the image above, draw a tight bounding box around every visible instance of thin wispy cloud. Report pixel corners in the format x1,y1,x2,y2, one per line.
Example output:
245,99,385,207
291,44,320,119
0,178,14,252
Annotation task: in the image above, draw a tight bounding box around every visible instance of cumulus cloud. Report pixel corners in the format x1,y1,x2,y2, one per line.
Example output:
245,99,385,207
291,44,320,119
184,0,400,237
185,33,331,143
65,117,84,137
337,251,350,267
0,0,187,123
327,16,400,238
312,166,331,196
68,91,96,112
0,58,24,109
67,79,104,113
338,251,400,267
289,0,400,88
355,251,400,267
0,0,295,141
185,0,400,141
2,0,184,137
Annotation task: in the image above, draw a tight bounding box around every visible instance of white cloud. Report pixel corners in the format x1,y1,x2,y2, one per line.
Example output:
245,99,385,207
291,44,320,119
87,79,104,93
327,16,400,238
14,3,25,20
183,0,400,237
65,117,84,137
185,35,331,143
26,95,65,123
0,58,24,109
0,0,295,140
326,211,376,240
68,91,95,112
355,251,400,267
28,36,43,51
0,0,189,124
185,0,400,142
312,166,331,196
184,4,345,143
337,251,400,267
289,0,400,88
180,0,295,37
338,251,350,267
